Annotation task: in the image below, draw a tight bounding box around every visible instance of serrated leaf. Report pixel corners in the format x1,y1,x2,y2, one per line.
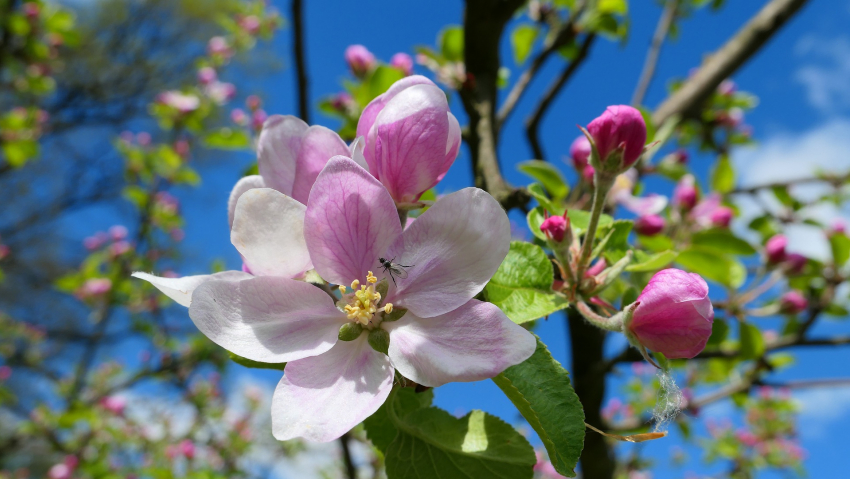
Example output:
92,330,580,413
691,229,756,256
484,242,569,323
711,154,735,194
626,250,677,272
492,337,585,477
676,247,745,288
511,25,539,64
384,389,535,479
518,160,569,200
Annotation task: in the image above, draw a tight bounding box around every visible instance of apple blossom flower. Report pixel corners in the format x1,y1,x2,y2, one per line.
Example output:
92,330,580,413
765,234,787,264
356,75,461,204
634,214,666,236
252,109,268,130
136,132,151,145
133,186,312,307
231,108,248,125
831,219,846,234
625,269,714,359
47,456,78,479
23,2,39,18
673,149,689,164
207,36,232,58
179,439,196,459
79,278,112,298
246,94,261,111
673,175,698,212
390,52,414,75
239,15,261,34
780,290,807,314
158,91,200,113
345,44,376,77
719,79,737,96
568,135,594,181
109,225,128,240
205,81,236,105
197,66,217,85
710,206,733,227
616,192,668,217
585,105,647,174
100,395,127,415
330,92,355,112
187,157,534,442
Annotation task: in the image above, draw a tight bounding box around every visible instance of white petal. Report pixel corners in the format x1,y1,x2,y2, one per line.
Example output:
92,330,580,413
231,188,313,278
228,175,266,229
272,337,394,442
131,270,250,307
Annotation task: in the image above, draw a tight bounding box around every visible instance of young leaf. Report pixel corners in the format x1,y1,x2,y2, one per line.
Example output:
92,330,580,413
626,250,677,272
384,389,535,479
676,247,745,288
485,242,569,323
691,229,756,256
711,154,735,194
511,25,539,65
829,232,850,266
739,322,764,360
439,26,464,62
492,337,585,477
518,160,569,200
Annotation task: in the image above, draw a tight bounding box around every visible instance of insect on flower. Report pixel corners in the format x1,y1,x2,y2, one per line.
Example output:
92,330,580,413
379,257,412,284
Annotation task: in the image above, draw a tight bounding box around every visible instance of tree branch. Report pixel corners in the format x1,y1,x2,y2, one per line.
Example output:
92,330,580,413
631,0,679,106
525,34,595,161
291,0,310,122
652,0,811,126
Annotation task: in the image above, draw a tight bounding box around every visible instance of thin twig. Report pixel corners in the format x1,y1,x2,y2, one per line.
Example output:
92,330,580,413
631,0,679,106
291,0,310,122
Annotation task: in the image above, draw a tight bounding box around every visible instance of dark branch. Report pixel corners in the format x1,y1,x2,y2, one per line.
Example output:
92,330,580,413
291,0,310,122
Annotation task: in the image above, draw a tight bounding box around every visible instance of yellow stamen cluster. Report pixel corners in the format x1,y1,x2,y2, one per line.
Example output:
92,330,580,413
342,272,392,326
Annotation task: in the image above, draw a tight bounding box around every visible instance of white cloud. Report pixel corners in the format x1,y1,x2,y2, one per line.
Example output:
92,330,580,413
731,119,850,260
795,36,850,113
794,386,850,439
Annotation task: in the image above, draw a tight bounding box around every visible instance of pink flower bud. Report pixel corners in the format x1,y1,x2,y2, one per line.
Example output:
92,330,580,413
197,67,217,85
634,214,666,236
239,15,261,34
205,81,236,105
780,290,807,314
179,439,195,459
718,79,737,96
174,139,190,158
252,109,268,130
0,244,9,260
109,225,128,240
345,44,376,77
674,149,689,164
0,365,11,381
673,175,698,211
569,135,592,174
81,278,112,297
785,253,806,274
540,214,568,242
735,429,758,447
585,259,607,278
765,234,787,264
586,105,647,172
207,36,232,58
23,2,39,19
390,52,414,76
136,132,151,146
246,95,262,111
626,269,714,359
831,219,846,235
330,92,354,112
710,206,733,228
101,396,126,415
230,108,248,125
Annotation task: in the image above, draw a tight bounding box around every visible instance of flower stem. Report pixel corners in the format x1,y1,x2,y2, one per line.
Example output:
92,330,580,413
575,175,614,284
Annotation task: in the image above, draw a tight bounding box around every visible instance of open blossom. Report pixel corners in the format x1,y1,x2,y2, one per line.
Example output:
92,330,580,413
625,269,714,359
205,81,236,104
197,66,217,85
187,157,534,442
586,105,647,173
207,36,232,58
158,91,200,113
357,75,461,203
100,395,127,415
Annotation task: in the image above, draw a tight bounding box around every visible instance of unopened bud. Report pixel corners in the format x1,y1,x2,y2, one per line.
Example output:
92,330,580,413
779,291,807,314
765,234,787,264
634,214,666,236
673,175,698,212
584,105,647,175
540,214,568,242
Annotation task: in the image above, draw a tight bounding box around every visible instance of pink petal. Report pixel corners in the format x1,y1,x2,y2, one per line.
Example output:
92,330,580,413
617,192,668,216
131,270,250,307
356,75,437,158
290,126,351,204
304,156,401,286
189,276,346,363
369,84,453,203
258,115,309,196
228,175,265,229
231,188,313,278
385,188,510,318
271,336,394,442
442,111,462,181
385,299,536,387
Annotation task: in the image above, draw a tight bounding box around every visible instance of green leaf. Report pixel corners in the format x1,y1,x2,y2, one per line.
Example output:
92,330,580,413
691,229,756,256
599,219,633,253
518,160,569,200
439,26,464,62
203,128,250,149
527,183,559,214
598,0,628,14
706,318,729,347
711,154,735,194
492,337,585,477
739,322,764,360
676,247,745,288
363,65,406,104
626,250,677,272
484,242,569,323
384,389,535,479
637,106,656,141
364,388,434,454
638,234,674,252
568,208,613,234
528,207,548,241
228,352,286,371
829,233,850,266
511,25,539,64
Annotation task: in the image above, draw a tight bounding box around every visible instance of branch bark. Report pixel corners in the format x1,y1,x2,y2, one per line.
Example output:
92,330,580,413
652,0,811,126
291,0,310,122
631,0,679,106
525,34,595,161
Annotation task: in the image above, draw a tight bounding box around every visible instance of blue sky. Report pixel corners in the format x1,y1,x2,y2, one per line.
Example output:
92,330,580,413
75,0,850,476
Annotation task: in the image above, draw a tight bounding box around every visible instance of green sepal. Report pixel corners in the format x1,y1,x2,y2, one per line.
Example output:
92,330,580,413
338,322,364,341
368,328,390,355
381,307,408,322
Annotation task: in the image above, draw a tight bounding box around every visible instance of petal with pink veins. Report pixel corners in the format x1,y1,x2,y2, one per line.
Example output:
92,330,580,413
258,115,308,196
272,336,394,442
132,270,250,307
385,299,536,387
189,276,346,363
290,126,351,204
231,188,313,278
305,156,401,286
228,175,265,228
385,188,510,318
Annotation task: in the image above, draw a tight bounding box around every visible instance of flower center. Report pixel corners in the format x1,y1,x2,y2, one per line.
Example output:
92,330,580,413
339,271,393,328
